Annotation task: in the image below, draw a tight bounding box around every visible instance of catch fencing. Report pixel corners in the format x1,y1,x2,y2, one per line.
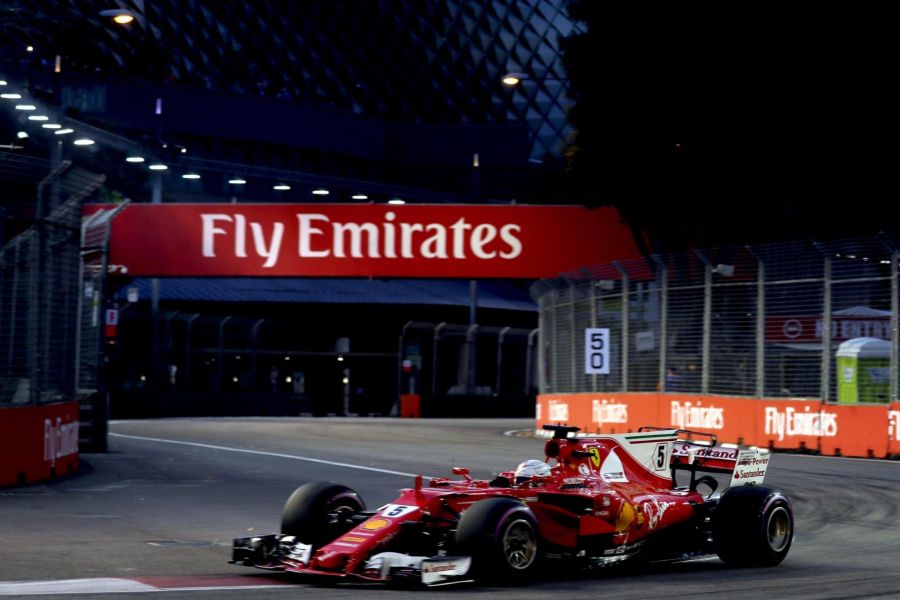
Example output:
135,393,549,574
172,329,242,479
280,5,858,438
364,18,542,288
0,155,105,407
0,153,105,484
532,234,899,404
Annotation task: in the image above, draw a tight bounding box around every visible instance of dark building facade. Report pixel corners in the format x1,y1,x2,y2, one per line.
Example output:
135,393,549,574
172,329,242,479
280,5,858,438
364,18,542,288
2,0,578,207
2,1,582,418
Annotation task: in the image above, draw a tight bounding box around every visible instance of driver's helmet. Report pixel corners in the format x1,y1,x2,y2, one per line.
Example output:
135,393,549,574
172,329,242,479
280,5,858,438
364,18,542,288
514,459,552,484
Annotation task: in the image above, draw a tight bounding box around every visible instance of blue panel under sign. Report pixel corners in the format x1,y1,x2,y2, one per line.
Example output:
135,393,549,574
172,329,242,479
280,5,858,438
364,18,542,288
112,278,536,312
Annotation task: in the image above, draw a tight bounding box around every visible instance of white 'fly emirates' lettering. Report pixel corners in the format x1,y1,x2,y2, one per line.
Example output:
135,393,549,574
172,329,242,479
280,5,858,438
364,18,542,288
889,411,900,442
592,399,629,426
201,212,523,268
43,417,79,467
671,400,725,430
764,406,838,441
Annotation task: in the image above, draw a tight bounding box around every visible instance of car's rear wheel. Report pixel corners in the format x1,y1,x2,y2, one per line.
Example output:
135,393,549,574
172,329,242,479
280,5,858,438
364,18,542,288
714,485,793,566
455,497,540,582
281,482,365,546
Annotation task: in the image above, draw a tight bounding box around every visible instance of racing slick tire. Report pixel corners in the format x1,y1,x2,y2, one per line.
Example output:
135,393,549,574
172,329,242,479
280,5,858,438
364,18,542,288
455,497,540,583
714,485,793,567
281,482,366,546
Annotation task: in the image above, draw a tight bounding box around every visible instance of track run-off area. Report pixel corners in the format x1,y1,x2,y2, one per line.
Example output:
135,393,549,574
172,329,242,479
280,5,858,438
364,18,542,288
2,417,900,599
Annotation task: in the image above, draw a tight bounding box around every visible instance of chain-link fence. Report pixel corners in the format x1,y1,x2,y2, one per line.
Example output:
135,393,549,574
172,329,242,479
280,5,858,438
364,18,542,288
399,322,538,417
533,234,899,403
0,152,105,407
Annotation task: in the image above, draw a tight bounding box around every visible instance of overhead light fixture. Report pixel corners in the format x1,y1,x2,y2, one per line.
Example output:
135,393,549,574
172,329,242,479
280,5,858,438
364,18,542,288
54,128,74,135
100,9,136,24
73,138,95,146
0,80,7,86
27,115,49,121
501,72,527,86
16,131,28,139
182,173,201,179
160,143,187,154
42,123,62,129
125,156,145,163
312,188,329,195
387,198,405,205
351,194,368,200
15,104,36,111
1,93,22,99
273,184,291,190
26,46,34,53
148,164,168,170
228,178,247,185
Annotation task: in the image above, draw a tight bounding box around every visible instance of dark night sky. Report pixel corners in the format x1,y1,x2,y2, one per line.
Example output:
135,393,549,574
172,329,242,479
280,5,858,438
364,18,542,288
2,4,893,253
563,6,893,251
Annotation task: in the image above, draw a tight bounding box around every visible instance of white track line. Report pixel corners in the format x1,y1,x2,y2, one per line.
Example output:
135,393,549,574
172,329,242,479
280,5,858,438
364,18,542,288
111,432,425,478
0,578,157,595
0,578,289,596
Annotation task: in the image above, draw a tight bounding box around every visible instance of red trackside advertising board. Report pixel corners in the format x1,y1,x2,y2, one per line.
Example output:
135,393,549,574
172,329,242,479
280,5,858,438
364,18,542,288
0,401,79,486
104,204,640,278
538,393,900,459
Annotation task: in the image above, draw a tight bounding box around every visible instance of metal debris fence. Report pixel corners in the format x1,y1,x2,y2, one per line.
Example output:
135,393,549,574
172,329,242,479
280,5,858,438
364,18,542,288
532,234,899,403
0,152,105,406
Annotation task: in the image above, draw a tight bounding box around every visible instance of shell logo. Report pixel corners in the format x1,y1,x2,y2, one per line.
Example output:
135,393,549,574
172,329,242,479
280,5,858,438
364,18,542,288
362,518,391,531
615,501,635,532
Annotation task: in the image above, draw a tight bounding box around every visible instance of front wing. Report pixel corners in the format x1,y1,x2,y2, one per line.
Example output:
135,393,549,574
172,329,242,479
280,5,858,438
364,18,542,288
231,534,472,587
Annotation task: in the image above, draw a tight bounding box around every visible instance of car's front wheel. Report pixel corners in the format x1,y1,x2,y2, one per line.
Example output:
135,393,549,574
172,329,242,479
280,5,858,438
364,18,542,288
714,485,793,566
281,482,366,546
455,497,540,582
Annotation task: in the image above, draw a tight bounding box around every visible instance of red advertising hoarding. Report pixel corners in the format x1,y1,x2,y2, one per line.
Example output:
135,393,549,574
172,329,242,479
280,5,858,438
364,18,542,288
104,204,640,278
537,393,899,459
0,401,80,486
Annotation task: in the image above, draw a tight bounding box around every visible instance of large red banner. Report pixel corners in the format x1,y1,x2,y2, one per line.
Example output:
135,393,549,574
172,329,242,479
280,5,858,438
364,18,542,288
104,204,639,278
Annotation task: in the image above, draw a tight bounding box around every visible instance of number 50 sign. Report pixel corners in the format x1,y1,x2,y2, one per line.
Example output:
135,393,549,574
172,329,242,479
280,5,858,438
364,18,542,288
584,328,610,375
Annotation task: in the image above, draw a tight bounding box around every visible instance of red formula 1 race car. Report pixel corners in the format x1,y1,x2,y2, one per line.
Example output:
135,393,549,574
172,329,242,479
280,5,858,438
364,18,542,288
231,425,793,587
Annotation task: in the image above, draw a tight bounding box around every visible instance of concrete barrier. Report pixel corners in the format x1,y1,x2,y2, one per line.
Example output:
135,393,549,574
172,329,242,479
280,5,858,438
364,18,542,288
537,393,900,459
0,401,80,486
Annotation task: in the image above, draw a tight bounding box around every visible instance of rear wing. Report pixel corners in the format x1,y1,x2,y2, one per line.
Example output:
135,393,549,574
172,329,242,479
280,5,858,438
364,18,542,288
640,427,771,489
540,425,770,491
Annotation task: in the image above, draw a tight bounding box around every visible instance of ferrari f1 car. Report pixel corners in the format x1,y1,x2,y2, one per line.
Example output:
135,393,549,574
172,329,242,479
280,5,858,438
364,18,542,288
231,425,793,586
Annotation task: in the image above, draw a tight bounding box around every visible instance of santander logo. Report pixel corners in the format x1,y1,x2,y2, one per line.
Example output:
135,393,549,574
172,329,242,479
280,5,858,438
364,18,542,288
200,212,523,268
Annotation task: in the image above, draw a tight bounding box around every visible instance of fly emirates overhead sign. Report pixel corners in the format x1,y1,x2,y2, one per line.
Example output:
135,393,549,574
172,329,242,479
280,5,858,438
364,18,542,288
106,204,640,278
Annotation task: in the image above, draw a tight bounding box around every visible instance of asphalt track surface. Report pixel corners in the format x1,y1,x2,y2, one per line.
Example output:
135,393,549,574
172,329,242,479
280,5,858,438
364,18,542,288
2,418,900,599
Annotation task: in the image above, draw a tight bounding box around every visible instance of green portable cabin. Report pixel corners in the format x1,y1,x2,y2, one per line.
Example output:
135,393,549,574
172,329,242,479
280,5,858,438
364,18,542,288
836,337,890,403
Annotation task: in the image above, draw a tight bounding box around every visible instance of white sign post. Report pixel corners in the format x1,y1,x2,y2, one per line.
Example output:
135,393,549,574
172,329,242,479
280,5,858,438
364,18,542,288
585,328,610,375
